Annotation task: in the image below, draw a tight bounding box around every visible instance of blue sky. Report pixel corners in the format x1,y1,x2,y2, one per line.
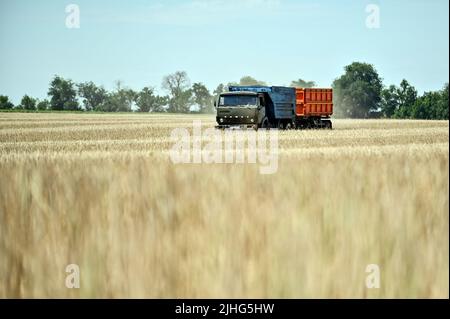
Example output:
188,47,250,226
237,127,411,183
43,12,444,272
0,0,448,104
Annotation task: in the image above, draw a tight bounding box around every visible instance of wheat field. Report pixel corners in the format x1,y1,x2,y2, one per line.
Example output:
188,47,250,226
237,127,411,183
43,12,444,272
0,112,448,298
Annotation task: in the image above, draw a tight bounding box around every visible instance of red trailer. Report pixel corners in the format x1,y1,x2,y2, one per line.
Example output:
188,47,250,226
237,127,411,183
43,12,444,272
295,88,333,129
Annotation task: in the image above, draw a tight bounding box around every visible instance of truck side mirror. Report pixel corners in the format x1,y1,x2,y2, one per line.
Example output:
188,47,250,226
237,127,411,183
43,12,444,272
213,100,217,108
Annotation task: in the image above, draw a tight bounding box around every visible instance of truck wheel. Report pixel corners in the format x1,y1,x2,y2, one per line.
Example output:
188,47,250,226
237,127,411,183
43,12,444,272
261,117,270,129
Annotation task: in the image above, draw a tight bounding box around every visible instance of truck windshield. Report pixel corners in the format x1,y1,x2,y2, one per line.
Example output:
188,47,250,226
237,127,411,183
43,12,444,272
219,95,257,106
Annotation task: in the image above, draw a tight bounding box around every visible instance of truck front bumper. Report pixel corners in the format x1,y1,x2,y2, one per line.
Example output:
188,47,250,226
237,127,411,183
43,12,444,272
215,124,258,130
216,116,258,125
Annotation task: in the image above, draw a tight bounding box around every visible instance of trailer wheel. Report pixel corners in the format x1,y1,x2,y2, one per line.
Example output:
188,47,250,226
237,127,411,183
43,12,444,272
278,121,284,130
285,122,292,130
324,120,332,130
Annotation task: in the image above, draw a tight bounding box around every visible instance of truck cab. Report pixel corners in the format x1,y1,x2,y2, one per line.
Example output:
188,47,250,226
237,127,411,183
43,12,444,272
215,91,266,129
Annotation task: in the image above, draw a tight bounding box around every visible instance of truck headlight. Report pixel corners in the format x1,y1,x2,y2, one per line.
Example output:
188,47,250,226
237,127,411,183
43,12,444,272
251,118,254,123
220,118,224,123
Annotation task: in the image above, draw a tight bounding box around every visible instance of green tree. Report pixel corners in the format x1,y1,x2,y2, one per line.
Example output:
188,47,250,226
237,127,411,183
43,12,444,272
37,99,50,111
213,84,226,96
434,83,449,119
162,71,192,113
135,87,167,112
77,81,107,111
192,82,213,113
410,91,440,119
97,81,135,112
290,78,316,88
238,76,267,86
380,85,400,118
227,76,267,88
48,75,79,110
332,62,382,118
212,84,226,107
19,95,36,110
0,95,14,109
394,79,417,118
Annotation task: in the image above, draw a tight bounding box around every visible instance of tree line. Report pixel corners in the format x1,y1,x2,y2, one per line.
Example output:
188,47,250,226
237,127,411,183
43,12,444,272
332,62,448,119
0,72,316,114
0,72,214,114
0,64,448,119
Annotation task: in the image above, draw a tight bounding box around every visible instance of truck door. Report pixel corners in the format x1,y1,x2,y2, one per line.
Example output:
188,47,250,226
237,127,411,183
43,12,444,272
258,94,265,108
257,94,266,125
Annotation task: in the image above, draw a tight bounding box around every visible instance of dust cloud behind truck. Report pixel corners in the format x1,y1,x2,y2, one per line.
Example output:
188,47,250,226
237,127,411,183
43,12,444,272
215,85,333,129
